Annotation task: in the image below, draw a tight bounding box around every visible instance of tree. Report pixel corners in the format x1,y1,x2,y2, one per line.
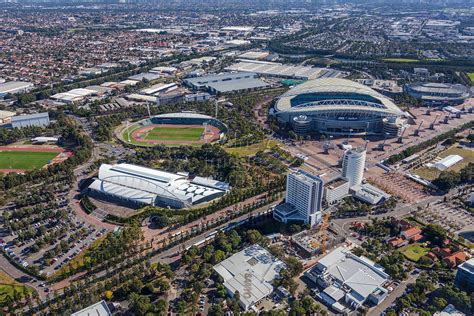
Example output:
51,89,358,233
104,290,113,300
422,224,447,246
433,297,448,310
128,292,151,315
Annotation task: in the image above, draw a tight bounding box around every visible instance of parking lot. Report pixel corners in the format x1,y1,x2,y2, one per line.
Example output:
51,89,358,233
0,183,111,280
415,202,474,235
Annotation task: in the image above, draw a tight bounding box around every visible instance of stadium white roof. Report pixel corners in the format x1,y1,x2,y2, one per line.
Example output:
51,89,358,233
275,78,403,115
213,244,285,311
88,163,229,208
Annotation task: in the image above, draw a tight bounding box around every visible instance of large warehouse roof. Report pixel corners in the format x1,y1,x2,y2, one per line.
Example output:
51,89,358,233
226,60,327,80
88,163,229,208
311,247,389,304
275,78,403,115
213,244,285,311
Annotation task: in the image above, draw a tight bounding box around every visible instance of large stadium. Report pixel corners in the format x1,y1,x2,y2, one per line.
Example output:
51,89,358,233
404,82,471,106
272,78,405,136
120,112,227,146
87,163,230,209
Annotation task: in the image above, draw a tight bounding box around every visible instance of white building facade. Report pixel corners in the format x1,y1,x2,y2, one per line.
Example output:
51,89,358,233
273,170,323,227
342,148,366,188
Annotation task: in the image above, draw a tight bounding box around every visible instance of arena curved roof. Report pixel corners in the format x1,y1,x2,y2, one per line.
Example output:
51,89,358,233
405,82,471,101
88,163,229,208
275,78,403,116
152,112,215,120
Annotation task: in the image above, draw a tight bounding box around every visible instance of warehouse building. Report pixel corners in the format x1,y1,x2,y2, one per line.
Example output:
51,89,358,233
87,163,229,209
183,72,269,94
11,112,50,129
213,244,285,311
226,60,332,80
305,247,390,312
0,81,34,96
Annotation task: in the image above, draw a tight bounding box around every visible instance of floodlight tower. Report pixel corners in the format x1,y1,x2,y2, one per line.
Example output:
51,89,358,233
413,121,423,137
429,114,440,130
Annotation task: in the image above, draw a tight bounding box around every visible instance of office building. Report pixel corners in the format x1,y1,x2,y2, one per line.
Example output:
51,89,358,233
273,170,324,227
342,148,366,188
324,177,350,205
455,258,474,292
213,244,285,311
304,247,390,313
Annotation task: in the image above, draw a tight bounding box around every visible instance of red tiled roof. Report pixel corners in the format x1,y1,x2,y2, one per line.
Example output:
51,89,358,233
402,227,422,239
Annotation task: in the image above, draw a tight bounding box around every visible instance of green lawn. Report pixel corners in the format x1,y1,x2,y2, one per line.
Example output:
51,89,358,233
0,271,34,303
383,58,420,63
0,151,58,170
401,243,430,262
145,127,204,141
467,73,474,82
413,145,474,180
225,139,281,157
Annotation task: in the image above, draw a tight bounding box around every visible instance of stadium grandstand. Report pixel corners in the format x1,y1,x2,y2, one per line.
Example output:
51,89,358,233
271,78,405,136
141,112,227,133
404,82,471,106
86,163,230,209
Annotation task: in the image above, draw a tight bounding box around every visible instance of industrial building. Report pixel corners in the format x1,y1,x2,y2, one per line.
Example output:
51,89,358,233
342,147,367,188
273,169,323,227
272,78,405,136
305,247,390,313
455,258,474,292
11,112,50,129
213,244,286,311
86,163,229,209
404,82,471,106
0,81,34,96
183,72,269,94
226,60,329,80
0,110,15,125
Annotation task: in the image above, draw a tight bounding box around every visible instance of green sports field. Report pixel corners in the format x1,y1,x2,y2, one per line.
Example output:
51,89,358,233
144,127,204,141
467,73,474,82
401,243,430,262
0,151,58,170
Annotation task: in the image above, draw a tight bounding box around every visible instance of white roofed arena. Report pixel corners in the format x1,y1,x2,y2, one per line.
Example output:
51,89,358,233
87,163,229,209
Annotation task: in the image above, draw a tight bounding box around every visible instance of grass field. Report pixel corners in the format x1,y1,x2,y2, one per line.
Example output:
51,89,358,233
145,127,204,141
383,58,420,63
401,243,430,262
0,151,58,170
467,73,474,82
413,145,474,180
0,270,34,303
225,139,281,157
